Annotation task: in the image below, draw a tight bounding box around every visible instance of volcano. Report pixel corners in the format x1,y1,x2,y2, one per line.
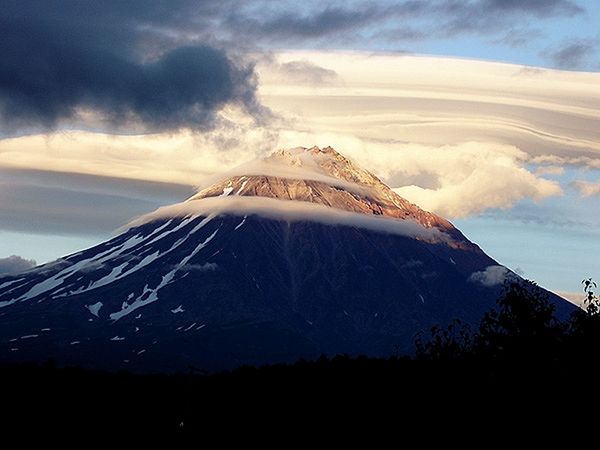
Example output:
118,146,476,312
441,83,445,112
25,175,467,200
0,146,571,372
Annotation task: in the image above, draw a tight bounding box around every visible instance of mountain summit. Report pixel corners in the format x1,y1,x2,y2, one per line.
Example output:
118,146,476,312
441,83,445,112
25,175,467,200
191,146,458,235
0,146,571,372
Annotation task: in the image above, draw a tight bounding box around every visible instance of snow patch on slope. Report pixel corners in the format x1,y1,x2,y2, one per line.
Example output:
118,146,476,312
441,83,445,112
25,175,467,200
86,301,103,317
109,222,219,321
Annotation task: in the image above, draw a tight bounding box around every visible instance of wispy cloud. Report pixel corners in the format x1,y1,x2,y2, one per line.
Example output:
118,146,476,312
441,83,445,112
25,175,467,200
226,0,584,44
548,40,597,70
262,59,339,85
535,166,565,176
571,180,600,197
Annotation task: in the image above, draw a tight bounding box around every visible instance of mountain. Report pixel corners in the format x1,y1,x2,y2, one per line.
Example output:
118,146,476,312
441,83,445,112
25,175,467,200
0,146,572,372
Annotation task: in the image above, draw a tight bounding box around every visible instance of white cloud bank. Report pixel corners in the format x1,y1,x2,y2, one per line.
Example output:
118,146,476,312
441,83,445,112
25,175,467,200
0,52,598,219
390,142,562,217
126,196,453,243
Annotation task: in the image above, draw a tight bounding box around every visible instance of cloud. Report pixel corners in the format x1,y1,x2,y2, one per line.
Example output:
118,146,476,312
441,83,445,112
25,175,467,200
0,255,37,276
0,167,193,236
0,0,589,136
225,4,383,42
265,52,600,162
1,52,598,226
180,262,219,272
191,154,370,198
0,127,277,186
264,60,339,85
548,41,596,70
435,0,582,36
225,0,583,45
391,143,562,218
469,265,516,287
535,166,565,176
126,196,454,244
494,28,543,48
482,0,582,16
571,180,600,197
0,1,267,133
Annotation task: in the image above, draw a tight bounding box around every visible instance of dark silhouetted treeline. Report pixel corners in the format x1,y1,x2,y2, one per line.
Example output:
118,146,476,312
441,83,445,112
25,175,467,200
2,280,599,435
416,279,600,364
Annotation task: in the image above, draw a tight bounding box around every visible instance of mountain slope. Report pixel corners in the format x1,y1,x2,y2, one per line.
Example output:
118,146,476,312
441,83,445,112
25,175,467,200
0,146,572,372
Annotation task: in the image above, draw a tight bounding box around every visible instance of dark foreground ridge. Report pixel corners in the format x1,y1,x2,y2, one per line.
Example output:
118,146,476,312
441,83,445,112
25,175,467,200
3,281,598,435
2,349,596,435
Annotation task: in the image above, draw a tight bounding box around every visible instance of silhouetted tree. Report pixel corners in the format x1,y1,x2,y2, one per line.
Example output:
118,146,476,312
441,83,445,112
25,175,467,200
567,278,600,357
474,281,564,360
416,280,565,361
415,319,473,360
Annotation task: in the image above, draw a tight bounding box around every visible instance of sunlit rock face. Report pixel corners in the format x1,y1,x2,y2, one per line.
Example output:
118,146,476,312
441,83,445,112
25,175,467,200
0,146,573,372
192,146,457,232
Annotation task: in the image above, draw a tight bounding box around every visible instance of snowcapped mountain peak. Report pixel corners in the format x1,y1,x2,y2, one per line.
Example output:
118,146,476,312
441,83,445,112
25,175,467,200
0,145,573,372
188,146,459,238
265,145,383,187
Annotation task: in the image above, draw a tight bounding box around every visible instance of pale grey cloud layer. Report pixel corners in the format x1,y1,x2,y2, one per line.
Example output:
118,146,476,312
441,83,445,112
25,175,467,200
0,168,193,235
0,255,37,275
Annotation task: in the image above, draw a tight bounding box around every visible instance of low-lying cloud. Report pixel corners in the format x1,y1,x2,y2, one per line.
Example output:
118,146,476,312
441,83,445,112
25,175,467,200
180,262,219,272
469,265,517,287
0,255,37,276
127,196,453,243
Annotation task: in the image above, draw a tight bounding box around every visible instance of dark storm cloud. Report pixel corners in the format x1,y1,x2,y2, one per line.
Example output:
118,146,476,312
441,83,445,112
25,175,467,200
549,41,596,70
0,0,265,133
0,255,37,275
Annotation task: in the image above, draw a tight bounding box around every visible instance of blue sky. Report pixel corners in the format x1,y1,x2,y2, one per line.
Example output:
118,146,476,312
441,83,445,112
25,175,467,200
0,0,599,298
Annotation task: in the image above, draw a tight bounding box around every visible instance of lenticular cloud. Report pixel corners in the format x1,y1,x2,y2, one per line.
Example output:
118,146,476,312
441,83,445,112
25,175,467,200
126,196,452,243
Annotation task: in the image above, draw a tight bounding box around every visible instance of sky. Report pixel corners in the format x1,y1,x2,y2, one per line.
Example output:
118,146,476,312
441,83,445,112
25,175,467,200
0,0,599,300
